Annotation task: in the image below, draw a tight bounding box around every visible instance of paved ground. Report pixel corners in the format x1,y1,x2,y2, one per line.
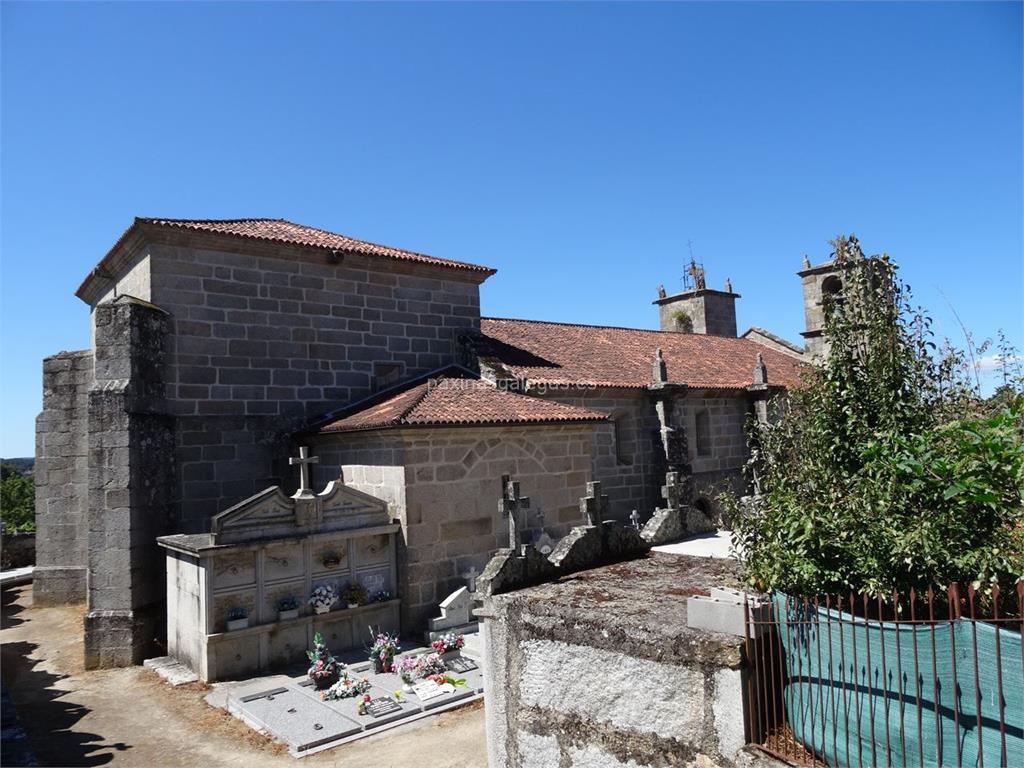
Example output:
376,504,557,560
0,585,487,767
652,529,736,559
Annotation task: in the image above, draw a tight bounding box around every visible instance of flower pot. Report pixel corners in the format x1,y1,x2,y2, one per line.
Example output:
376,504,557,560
226,617,248,632
278,608,299,622
347,603,359,609
312,670,338,690
312,603,332,615
440,649,461,662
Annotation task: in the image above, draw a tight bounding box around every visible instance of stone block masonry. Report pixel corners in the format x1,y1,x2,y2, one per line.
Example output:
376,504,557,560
34,349,93,604
84,297,175,668
310,423,596,630
479,553,751,768
143,239,486,531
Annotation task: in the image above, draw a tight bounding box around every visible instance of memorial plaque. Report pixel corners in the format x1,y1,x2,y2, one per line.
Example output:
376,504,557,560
412,679,445,702
366,697,402,718
445,656,478,673
313,682,417,729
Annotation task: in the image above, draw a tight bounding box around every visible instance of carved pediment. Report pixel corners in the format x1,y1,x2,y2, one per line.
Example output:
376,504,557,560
211,479,390,545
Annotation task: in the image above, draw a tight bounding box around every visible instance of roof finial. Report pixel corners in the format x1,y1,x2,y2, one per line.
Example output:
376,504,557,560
652,347,668,385
753,352,768,385
724,277,733,293
657,283,667,299
802,254,811,270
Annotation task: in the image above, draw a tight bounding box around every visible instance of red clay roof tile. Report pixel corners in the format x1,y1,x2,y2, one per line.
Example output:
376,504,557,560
317,375,608,434
476,317,805,390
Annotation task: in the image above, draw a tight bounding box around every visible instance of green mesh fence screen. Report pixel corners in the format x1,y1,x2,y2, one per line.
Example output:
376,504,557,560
773,594,1022,768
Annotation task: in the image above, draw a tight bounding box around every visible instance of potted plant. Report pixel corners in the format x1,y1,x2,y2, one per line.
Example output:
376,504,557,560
306,631,340,689
373,589,392,603
342,581,367,609
277,595,300,621
226,606,249,632
417,652,447,678
309,583,337,615
431,633,465,661
368,630,400,673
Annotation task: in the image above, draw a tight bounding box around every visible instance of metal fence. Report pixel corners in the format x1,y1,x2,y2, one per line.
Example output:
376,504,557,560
743,583,1023,767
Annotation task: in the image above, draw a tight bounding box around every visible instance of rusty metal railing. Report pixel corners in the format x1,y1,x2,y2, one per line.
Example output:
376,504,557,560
743,583,1024,767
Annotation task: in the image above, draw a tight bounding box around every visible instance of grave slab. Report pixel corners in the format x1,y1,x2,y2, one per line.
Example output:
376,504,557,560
230,687,361,754
298,680,419,729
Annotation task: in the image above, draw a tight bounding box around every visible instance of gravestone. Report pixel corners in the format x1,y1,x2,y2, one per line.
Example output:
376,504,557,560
232,687,361,754
426,585,476,642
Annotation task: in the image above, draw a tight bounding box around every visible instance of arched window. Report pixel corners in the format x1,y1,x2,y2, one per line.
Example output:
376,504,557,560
821,275,843,300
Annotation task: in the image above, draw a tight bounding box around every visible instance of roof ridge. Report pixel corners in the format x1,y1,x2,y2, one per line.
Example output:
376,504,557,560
481,315,752,340
139,217,285,224
278,219,447,263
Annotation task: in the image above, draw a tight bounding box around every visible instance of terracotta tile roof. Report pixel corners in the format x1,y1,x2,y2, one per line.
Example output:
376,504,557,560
315,371,608,434
476,317,805,391
78,217,495,299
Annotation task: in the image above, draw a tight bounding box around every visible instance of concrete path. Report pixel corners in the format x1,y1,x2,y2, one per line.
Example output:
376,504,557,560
652,529,736,559
0,584,487,767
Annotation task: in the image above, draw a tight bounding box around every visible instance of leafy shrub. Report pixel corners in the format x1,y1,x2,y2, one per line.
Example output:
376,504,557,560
728,237,1023,595
1,464,34,533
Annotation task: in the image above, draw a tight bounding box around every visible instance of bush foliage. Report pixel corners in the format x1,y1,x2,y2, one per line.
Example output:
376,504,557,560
1,463,35,533
729,237,1023,595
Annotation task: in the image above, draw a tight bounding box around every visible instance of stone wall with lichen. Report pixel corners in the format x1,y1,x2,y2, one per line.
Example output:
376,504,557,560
480,553,749,768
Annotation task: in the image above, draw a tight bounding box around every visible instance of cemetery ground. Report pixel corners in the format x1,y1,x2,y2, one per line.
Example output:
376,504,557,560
1,584,488,767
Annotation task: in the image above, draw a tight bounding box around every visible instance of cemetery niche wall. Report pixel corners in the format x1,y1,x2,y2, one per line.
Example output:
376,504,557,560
157,463,400,682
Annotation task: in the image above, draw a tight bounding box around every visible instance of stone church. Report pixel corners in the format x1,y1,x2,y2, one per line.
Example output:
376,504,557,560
34,217,834,668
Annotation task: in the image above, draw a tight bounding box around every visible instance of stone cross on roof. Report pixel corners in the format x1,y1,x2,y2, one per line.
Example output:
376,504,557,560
462,565,479,593
580,481,610,527
753,353,768,385
499,474,530,550
289,446,319,496
661,471,684,510
652,347,668,386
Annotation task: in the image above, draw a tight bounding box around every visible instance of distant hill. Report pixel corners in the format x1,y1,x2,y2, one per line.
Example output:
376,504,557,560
1,458,34,476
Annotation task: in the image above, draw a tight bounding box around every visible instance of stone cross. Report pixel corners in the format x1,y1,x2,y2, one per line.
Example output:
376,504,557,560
499,474,530,550
462,565,479,593
753,353,768,386
661,472,684,510
580,481,610,527
289,446,319,495
630,509,641,529
652,347,668,386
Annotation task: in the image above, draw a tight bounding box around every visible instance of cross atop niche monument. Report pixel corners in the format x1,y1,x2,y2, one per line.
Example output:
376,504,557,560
289,446,320,498
500,474,531,551
661,471,685,510
580,481,610,527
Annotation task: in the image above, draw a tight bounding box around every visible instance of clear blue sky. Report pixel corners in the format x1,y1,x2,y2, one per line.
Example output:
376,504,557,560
2,2,1021,457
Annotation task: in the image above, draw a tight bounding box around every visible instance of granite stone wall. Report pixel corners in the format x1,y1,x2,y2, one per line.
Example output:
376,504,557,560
139,239,485,532
84,297,175,669
480,553,750,768
311,423,596,631
657,290,738,337
33,349,93,604
538,388,662,522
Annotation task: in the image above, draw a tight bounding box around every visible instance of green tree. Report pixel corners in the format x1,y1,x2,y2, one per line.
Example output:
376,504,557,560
728,236,1024,595
1,463,35,533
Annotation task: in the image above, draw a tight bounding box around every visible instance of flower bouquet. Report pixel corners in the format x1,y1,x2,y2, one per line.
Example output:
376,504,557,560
368,629,400,673
306,631,340,689
342,581,367,609
417,652,447,678
395,655,420,690
425,672,468,689
322,671,372,702
373,590,392,603
431,633,465,660
309,583,337,615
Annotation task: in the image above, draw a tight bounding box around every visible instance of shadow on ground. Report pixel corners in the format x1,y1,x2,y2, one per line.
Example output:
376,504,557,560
1,598,131,766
